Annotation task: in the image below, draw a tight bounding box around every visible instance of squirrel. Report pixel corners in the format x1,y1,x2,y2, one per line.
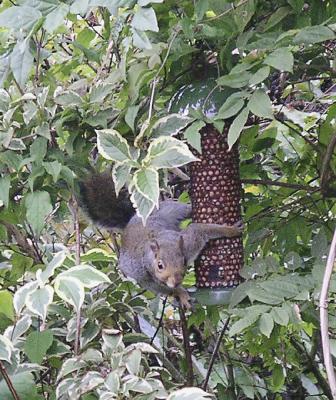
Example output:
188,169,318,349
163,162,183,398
79,172,244,309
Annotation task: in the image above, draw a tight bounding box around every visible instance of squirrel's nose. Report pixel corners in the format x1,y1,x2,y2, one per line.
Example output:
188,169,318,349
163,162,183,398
166,274,182,288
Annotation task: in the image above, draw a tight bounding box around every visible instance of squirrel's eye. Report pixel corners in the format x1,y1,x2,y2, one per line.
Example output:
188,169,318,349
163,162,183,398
157,260,164,271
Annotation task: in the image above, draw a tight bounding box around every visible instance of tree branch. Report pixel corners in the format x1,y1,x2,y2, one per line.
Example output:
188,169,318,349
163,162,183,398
319,227,336,398
0,360,20,400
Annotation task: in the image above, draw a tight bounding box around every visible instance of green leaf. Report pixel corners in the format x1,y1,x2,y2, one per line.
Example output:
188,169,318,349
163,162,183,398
23,102,38,125
294,25,335,44
59,264,111,288
215,93,245,120
271,307,289,326
55,276,84,311
264,48,294,72
30,136,48,162
0,372,39,400
184,120,205,153
54,90,83,106
217,71,251,88
0,175,10,208
271,365,285,391
248,89,273,119
44,160,62,183
145,137,199,168
249,66,270,85
96,129,133,163
0,291,14,321
112,162,132,196
132,28,152,49
125,104,140,132
24,330,54,364
26,285,54,321
0,6,42,31
227,107,249,149
131,7,159,32
130,186,156,225
264,7,291,31
152,114,194,137
259,313,274,337
229,312,260,336
0,334,13,362
134,167,159,206
44,3,69,33
13,281,39,315
10,40,34,88
25,191,53,235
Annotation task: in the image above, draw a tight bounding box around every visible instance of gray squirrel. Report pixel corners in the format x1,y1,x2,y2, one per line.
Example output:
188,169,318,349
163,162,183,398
79,172,243,309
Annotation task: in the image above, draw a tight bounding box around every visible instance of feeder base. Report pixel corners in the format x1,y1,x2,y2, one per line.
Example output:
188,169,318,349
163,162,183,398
189,286,235,306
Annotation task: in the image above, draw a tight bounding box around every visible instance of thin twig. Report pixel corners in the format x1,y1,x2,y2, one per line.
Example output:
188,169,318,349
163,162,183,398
320,133,336,194
179,305,193,386
151,296,168,345
0,360,20,400
241,178,315,191
319,227,336,398
202,317,231,391
205,0,249,21
73,197,81,355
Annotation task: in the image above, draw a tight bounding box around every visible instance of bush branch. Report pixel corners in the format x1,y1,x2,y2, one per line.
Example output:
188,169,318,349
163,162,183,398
0,360,20,400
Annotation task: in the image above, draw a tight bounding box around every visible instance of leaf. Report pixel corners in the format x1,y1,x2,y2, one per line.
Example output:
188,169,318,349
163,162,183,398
96,129,133,163
217,71,251,88
131,7,159,32
134,167,159,206
168,387,214,399
10,40,34,88
4,315,32,344
271,307,289,326
264,48,294,72
0,6,42,31
248,90,273,119
25,191,53,235
57,357,86,380
105,371,120,393
229,312,260,336
264,6,291,31
44,3,69,33
139,0,164,5
259,313,274,337
249,66,270,85
215,93,245,120
184,120,205,153
227,107,249,149
125,349,141,375
24,330,53,364
0,291,14,321
132,28,153,50
145,137,199,168
54,276,84,311
125,104,140,132
294,25,335,44
0,335,13,362
26,285,54,321
44,160,62,183
30,136,48,162
13,281,39,315
23,102,38,125
271,365,285,391
54,91,83,106
112,162,132,196
130,186,156,225
152,114,194,137
58,264,111,288
0,372,39,400
0,175,10,208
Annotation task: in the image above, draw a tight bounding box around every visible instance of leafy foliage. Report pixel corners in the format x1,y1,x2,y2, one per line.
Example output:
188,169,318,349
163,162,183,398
0,0,335,399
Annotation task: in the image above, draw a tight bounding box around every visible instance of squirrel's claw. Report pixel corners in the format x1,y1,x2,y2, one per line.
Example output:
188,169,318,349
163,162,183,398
234,220,244,234
173,287,192,310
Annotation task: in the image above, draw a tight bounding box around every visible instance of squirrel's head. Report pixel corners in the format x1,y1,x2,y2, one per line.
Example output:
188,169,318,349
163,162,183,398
149,236,185,288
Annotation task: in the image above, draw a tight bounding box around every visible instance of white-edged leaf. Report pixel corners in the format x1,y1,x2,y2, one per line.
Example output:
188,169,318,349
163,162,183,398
145,137,198,169
0,6,42,31
215,94,245,120
58,264,111,288
4,315,32,344
10,39,34,88
227,107,249,149
259,313,274,338
96,129,133,162
125,104,140,132
249,66,270,85
44,3,69,33
0,335,13,362
184,120,205,153
131,6,159,32
134,167,159,206
54,90,83,106
167,387,214,399
26,285,54,321
112,162,132,196
264,48,294,72
125,349,141,375
25,191,52,235
130,186,156,225
57,357,86,380
13,281,39,315
132,28,153,50
54,276,84,311
152,114,194,137
105,371,120,393
248,90,273,119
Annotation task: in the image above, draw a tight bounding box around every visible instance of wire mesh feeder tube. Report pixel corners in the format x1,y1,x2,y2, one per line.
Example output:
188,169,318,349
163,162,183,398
190,123,244,291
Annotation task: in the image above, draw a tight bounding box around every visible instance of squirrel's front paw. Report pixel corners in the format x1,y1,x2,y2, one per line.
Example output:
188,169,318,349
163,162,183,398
174,287,192,310
234,220,244,234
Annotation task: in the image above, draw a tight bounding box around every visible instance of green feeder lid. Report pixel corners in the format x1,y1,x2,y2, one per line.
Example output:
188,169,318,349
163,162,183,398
188,286,235,306
168,77,235,118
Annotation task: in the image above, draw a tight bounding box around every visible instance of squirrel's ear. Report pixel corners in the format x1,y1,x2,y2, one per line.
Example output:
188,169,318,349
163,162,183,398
179,235,184,253
150,240,159,255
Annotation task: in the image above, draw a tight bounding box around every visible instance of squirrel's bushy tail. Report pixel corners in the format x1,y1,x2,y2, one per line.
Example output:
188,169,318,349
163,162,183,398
79,172,135,229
